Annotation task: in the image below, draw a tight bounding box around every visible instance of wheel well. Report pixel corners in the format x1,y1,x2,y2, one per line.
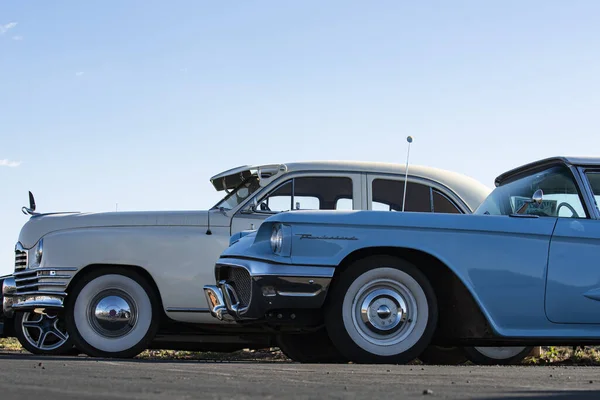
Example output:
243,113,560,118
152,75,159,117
67,264,167,320
334,247,495,344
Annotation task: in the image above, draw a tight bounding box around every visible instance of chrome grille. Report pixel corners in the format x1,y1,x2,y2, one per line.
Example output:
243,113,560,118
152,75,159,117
14,243,27,271
12,267,76,296
225,267,252,307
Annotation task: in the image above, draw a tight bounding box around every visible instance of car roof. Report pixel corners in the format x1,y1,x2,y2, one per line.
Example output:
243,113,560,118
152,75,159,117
211,160,491,212
495,156,600,186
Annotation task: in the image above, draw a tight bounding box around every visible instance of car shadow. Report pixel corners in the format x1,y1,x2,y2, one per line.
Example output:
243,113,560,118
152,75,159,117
0,352,290,364
477,392,600,400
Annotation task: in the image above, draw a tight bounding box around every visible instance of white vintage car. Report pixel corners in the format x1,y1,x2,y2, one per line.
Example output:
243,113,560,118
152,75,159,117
2,161,493,360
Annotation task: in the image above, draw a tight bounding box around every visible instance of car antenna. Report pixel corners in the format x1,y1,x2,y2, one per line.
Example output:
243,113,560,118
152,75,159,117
401,136,413,212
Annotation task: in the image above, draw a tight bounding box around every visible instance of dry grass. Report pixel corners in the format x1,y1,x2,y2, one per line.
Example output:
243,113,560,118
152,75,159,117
2,337,600,365
0,337,24,352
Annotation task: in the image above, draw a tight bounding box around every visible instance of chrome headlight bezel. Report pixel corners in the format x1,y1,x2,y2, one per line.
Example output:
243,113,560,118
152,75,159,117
29,238,43,268
270,224,284,253
270,223,291,256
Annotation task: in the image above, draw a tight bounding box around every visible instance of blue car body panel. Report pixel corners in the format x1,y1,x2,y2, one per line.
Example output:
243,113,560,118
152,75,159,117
222,210,600,339
218,157,600,341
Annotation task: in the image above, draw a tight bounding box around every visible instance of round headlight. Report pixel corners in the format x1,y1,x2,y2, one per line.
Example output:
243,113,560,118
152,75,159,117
270,224,284,253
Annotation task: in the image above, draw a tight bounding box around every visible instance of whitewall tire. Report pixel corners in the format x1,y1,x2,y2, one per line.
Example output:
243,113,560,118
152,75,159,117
325,256,437,364
462,346,533,365
65,269,160,358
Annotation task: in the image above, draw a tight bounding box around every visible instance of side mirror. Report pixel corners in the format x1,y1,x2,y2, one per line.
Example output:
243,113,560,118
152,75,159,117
516,189,544,214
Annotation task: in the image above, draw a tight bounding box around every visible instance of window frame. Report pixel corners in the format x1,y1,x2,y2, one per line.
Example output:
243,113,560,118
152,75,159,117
478,163,592,219
367,174,466,214
578,167,600,220
243,172,360,215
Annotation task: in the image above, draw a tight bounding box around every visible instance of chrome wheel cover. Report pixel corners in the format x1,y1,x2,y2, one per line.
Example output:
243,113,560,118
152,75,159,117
21,312,69,351
353,281,416,346
87,290,138,338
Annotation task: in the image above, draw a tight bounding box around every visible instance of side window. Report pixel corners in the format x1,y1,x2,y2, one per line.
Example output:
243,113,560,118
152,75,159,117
258,176,353,212
371,179,432,212
433,190,461,214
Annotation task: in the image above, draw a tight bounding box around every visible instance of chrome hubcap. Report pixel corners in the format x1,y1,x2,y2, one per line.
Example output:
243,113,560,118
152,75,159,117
87,290,137,338
21,312,69,351
353,279,417,346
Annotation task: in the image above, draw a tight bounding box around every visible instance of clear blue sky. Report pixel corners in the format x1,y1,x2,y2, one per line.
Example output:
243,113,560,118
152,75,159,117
2,1,600,275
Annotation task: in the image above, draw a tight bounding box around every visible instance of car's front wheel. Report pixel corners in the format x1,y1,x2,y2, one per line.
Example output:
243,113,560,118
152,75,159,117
276,328,348,363
14,311,77,355
325,256,437,364
65,269,160,358
462,346,534,365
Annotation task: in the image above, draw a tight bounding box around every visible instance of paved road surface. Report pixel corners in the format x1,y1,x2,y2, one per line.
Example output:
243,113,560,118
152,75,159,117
1,352,600,399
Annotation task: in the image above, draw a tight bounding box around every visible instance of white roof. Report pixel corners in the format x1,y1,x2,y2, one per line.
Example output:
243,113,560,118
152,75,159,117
212,160,491,212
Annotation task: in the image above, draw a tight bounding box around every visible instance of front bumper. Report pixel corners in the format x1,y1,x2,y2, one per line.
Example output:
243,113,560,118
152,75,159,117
203,257,335,322
2,267,77,317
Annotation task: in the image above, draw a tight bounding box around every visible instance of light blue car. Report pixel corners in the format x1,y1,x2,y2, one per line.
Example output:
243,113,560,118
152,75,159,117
204,157,600,364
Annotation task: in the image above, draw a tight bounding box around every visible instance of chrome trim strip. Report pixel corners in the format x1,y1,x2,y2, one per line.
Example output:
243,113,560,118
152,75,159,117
165,307,210,313
13,267,78,277
276,290,323,297
15,274,71,282
216,260,335,278
15,282,68,290
8,290,67,297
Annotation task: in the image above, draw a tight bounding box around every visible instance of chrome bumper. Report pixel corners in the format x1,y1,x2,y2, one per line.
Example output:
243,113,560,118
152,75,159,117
203,282,237,322
203,257,334,322
2,267,76,316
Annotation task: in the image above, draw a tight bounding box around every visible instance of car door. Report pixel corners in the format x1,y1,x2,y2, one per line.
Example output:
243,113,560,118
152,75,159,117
545,168,600,324
230,172,363,235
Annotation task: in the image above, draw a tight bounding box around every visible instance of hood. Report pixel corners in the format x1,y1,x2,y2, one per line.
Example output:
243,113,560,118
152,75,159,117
17,210,213,249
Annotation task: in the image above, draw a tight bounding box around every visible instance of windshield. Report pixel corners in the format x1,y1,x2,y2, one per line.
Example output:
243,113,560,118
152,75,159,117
212,176,261,211
475,165,586,218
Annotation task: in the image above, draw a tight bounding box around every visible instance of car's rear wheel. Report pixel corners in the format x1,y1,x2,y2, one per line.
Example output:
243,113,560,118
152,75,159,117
276,328,348,363
418,345,468,365
462,346,534,365
14,311,77,355
65,269,160,358
325,256,437,364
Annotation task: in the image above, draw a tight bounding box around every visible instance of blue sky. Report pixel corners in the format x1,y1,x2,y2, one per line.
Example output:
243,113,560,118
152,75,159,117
1,1,600,275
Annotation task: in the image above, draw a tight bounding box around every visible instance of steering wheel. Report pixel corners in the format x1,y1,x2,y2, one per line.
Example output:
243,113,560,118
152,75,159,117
260,202,271,212
557,202,580,218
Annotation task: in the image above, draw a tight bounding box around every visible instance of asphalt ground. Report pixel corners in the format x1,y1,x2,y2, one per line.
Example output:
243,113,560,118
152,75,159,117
1,352,600,399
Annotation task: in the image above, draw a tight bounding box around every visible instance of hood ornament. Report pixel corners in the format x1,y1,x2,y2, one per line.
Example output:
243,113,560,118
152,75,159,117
22,191,40,216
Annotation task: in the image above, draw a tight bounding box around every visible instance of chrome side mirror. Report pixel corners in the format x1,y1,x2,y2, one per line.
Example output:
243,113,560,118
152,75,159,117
516,189,544,214
531,189,543,205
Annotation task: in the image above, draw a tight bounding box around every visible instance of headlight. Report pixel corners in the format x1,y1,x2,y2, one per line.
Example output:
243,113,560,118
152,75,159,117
29,238,43,267
35,238,43,264
270,224,284,254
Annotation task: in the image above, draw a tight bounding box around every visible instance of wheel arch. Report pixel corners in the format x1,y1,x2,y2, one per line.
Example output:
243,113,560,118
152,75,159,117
332,246,497,344
66,263,167,320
